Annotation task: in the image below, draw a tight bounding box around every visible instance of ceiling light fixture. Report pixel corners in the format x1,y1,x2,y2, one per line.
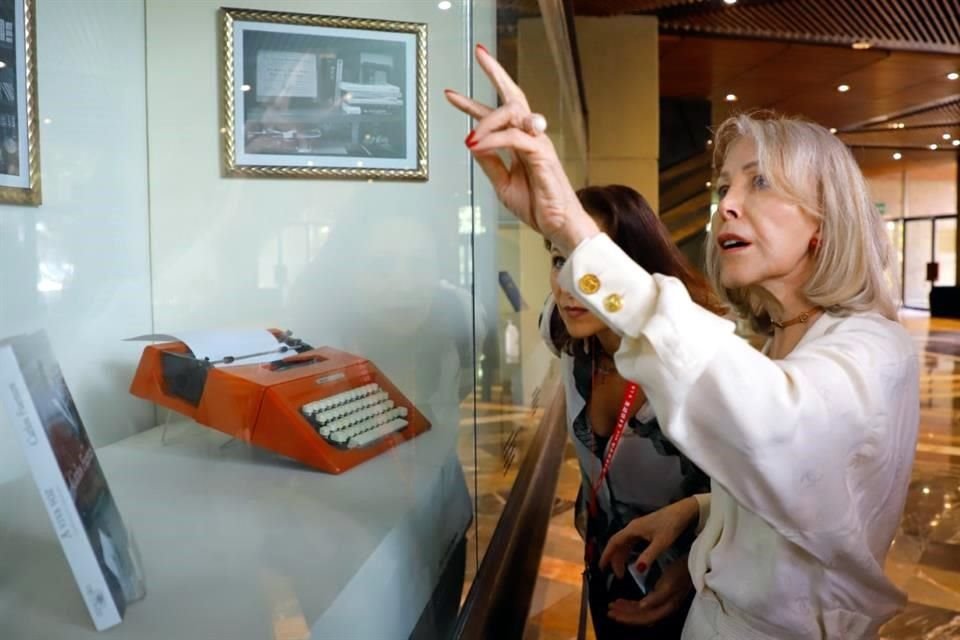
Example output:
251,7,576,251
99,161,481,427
829,128,837,134
723,0,737,5
954,139,960,147
852,41,872,50
837,84,850,93
438,0,452,9
930,144,939,150
893,152,902,160
948,72,959,81
943,133,952,140
725,93,738,102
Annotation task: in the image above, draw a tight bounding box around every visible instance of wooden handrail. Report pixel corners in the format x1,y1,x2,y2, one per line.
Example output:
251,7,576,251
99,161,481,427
453,380,568,640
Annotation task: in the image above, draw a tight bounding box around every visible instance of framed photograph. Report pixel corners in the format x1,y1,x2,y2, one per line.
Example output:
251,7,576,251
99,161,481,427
221,8,428,180
0,0,40,205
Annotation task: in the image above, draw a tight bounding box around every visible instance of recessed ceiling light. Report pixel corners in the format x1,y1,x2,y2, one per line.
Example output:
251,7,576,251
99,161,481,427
723,0,737,5
948,72,960,80
852,41,872,50
930,144,939,150
829,128,837,134
893,152,902,160
705,181,712,188
837,84,850,93
725,93,738,102
953,139,960,146
898,123,906,129
438,0,452,9
0,62,6,69
241,84,251,92
943,133,952,140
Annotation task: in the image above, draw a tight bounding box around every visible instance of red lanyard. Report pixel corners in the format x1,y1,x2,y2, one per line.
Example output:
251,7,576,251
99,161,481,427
588,381,639,517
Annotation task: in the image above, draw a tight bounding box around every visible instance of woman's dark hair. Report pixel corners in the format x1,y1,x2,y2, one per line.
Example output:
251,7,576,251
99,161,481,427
548,184,725,354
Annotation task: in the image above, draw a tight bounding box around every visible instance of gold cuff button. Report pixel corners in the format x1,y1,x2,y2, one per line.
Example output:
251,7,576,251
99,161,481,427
578,274,601,295
603,293,624,313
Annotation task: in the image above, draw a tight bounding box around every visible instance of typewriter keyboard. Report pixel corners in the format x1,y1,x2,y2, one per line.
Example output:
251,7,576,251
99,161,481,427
301,384,409,448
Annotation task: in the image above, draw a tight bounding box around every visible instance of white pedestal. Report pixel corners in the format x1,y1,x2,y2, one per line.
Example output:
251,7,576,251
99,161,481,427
0,420,472,639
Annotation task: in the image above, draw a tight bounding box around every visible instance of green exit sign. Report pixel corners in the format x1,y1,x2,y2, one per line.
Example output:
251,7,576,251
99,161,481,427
875,202,886,216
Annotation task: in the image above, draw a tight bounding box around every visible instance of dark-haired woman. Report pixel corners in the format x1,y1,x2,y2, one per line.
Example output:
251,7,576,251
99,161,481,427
541,185,721,639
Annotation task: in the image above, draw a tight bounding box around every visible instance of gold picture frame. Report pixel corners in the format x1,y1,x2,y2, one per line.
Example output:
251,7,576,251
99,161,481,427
0,0,41,205
221,8,428,181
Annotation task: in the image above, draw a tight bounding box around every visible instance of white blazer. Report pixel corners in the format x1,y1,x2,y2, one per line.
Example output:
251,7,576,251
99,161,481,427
559,233,920,640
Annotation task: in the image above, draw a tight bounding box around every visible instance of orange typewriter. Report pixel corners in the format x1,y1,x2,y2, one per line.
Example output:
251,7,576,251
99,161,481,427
129,331,430,473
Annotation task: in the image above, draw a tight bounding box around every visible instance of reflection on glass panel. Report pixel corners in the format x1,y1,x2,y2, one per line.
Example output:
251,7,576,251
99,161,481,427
463,0,590,598
935,217,957,287
904,219,933,308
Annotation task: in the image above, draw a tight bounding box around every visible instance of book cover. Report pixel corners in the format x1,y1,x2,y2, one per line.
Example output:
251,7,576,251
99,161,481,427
0,331,145,631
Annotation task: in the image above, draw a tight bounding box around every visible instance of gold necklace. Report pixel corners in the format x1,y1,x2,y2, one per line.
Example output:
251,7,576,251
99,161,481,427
771,306,823,329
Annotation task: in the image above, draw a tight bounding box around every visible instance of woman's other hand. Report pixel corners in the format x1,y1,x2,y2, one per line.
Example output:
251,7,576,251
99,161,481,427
444,45,599,254
599,497,699,580
608,554,693,626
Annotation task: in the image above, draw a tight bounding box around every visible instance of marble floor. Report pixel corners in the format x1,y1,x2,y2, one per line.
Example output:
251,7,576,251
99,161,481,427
459,313,960,640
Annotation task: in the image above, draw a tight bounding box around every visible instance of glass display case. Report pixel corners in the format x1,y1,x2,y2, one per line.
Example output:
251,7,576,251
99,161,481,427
0,0,585,638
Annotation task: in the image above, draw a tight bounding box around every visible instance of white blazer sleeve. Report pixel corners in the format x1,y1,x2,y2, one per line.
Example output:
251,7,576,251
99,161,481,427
560,233,918,564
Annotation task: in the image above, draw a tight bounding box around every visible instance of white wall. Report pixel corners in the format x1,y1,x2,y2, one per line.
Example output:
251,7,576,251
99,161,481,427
0,0,153,483
145,0,480,430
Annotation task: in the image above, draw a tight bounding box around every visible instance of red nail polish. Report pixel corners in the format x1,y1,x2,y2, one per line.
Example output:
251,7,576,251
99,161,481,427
477,43,489,55
635,562,648,573
465,131,477,147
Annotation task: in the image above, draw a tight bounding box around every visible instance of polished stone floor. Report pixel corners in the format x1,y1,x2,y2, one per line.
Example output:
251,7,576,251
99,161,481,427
460,313,960,640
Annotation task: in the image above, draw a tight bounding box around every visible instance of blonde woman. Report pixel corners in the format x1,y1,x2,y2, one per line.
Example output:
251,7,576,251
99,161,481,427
445,46,919,639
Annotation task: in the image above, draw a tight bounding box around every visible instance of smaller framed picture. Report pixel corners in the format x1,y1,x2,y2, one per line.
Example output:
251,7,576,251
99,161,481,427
221,8,428,181
0,0,40,205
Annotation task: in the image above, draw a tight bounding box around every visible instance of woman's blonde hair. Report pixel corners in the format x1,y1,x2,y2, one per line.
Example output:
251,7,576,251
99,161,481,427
705,111,898,333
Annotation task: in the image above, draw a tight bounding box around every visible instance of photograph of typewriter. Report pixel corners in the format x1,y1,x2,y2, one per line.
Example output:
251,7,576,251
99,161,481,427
129,329,430,474
221,8,427,179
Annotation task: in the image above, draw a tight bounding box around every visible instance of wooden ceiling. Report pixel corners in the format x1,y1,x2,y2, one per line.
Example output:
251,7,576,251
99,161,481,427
854,146,959,176
581,0,960,164
498,0,960,167
659,36,960,150
574,0,960,55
